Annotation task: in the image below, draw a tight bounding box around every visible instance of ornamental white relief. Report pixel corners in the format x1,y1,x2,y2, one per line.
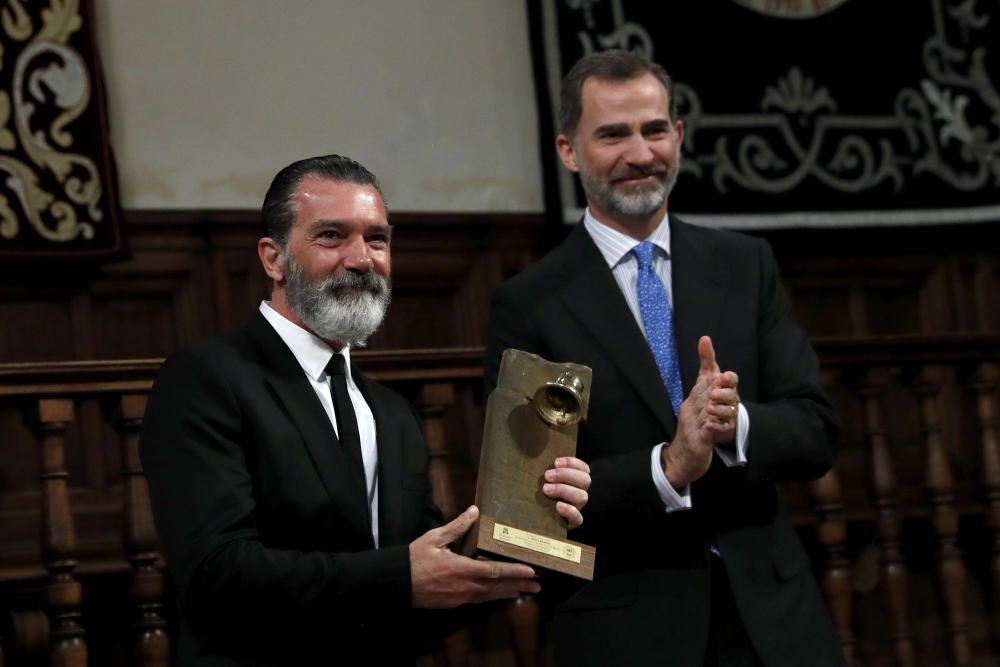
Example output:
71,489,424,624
0,0,103,243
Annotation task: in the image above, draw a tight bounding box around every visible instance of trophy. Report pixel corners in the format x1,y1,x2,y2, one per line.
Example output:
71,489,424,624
463,349,596,580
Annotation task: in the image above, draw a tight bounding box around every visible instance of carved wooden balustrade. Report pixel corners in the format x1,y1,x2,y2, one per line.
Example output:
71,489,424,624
793,335,1000,667
0,351,485,666
0,336,998,665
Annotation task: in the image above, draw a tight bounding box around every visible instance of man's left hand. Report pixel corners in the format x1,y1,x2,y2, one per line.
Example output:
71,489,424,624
542,456,591,529
705,371,741,445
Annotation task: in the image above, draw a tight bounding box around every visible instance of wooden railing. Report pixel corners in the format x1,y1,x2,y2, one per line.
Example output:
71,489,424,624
0,350,484,666
1,337,998,665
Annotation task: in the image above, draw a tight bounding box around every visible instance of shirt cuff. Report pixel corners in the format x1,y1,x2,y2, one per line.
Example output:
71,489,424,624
714,402,750,467
650,443,693,512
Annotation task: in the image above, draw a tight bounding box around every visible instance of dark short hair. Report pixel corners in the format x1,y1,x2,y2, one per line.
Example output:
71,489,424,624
261,154,386,245
558,49,675,138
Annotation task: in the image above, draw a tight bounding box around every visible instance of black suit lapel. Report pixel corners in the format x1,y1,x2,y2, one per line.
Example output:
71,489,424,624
246,313,373,545
558,225,678,438
352,370,404,547
670,217,725,392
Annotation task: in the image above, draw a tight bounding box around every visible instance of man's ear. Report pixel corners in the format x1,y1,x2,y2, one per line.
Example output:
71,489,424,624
674,119,685,146
258,237,285,283
555,134,579,173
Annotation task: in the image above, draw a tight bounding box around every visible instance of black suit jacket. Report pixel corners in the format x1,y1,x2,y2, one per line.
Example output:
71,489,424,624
485,218,843,667
141,312,443,665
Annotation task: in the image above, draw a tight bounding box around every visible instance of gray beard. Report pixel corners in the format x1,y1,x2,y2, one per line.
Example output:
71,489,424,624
582,169,677,220
283,254,391,347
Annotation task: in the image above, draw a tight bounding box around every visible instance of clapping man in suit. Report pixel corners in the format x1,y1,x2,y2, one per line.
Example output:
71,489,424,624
141,154,591,666
486,50,844,666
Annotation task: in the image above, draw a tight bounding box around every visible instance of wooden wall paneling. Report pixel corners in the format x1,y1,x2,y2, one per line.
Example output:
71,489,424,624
90,267,210,361
976,254,1000,332
371,215,539,349
209,248,270,335
0,297,79,363
392,253,478,348
765,223,1000,338
860,261,934,336
848,284,868,338
782,255,946,338
203,214,271,334
788,280,858,338
780,260,862,337
945,254,983,333
69,293,96,359
90,211,223,359
919,261,956,335
452,257,495,348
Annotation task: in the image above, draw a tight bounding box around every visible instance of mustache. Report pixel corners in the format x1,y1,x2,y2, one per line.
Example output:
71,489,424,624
611,165,668,182
320,270,390,297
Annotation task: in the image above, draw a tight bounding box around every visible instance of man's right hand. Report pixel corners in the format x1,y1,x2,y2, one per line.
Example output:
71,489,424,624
410,505,541,609
661,336,721,488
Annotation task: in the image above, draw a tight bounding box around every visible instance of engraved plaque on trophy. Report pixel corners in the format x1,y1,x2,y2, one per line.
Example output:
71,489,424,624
463,349,596,580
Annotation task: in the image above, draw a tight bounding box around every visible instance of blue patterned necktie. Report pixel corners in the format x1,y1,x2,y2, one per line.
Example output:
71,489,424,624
633,241,685,415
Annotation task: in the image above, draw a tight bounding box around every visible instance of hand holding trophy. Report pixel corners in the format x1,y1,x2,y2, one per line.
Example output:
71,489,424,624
463,349,596,580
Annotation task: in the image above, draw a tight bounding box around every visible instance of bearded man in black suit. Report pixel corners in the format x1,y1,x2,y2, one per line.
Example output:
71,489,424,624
486,50,845,667
141,154,591,666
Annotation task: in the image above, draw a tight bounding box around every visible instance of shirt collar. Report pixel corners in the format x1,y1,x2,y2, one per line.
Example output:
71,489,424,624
259,301,353,383
582,208,672,269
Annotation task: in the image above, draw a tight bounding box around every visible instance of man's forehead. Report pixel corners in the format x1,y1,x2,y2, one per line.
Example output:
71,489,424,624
294,176,380,202
289,177,387,230
580,73,670,117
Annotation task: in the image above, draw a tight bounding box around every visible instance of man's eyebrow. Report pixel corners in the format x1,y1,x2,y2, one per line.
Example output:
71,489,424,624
593,122,630,136
306,220,392,237
642,119,672,131
307,219,348,232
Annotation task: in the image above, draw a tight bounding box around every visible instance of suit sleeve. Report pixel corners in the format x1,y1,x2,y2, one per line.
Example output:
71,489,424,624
140,349,413,635
742,238,840,483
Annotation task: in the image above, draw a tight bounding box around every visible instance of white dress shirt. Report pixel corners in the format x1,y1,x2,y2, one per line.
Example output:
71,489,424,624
582,210,749,513
259,301,381,545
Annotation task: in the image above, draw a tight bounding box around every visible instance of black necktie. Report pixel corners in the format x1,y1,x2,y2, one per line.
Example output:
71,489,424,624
325,355,367,492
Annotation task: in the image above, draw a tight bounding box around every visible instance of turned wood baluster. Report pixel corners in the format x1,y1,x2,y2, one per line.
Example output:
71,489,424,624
915,366,970,665
118,394,170,667
970,363,1000,604
861,368,915,667
810,468,855,665
417,384,460,520
810,369,855,665
506,594,544,667
416,383,472,667
6,610,49,664
34,398,87,667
